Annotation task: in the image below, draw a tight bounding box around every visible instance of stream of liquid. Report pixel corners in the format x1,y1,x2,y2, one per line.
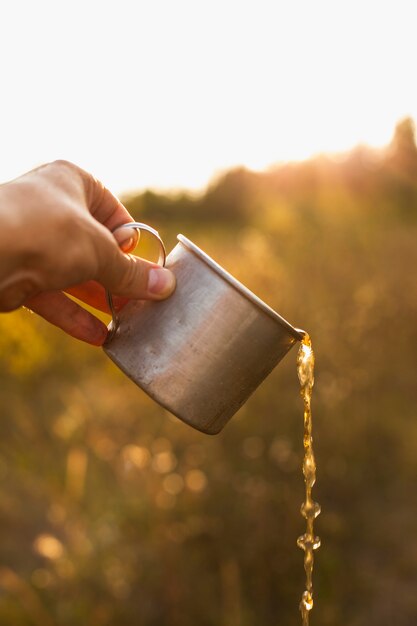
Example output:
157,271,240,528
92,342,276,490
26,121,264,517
296,333,321,626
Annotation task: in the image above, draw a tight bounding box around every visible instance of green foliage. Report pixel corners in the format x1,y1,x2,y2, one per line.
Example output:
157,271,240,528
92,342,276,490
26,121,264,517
1,120,417,625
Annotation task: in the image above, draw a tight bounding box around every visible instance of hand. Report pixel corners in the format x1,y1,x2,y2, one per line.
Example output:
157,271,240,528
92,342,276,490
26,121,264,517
0,160,176,345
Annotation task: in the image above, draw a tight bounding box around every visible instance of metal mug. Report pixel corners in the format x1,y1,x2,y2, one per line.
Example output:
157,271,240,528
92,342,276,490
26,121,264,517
103,222,304,435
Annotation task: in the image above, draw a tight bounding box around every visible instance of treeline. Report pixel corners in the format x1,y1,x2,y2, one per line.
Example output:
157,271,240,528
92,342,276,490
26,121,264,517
123,118,417,224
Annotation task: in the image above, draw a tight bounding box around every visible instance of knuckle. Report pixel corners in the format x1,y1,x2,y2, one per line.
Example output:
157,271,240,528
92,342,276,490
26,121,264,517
47,161,88,202
50,159,78,173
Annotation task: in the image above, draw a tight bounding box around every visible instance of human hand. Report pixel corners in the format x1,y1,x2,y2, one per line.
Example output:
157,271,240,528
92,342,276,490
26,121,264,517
0,160,176,345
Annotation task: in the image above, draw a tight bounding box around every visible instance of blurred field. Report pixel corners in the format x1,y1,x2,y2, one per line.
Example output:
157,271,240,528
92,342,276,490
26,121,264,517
1,119,417,626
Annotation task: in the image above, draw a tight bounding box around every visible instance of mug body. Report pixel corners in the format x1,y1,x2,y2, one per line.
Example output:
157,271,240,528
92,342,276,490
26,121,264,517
103,235,302,434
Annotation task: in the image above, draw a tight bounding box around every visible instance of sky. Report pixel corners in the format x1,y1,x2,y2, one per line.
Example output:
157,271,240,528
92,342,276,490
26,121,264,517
1,0,416,195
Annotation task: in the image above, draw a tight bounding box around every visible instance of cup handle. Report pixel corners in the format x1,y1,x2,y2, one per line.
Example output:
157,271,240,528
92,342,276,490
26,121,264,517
105,222,167,341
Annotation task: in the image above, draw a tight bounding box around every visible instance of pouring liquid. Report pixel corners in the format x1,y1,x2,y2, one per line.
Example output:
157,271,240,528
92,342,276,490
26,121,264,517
296,334,321,626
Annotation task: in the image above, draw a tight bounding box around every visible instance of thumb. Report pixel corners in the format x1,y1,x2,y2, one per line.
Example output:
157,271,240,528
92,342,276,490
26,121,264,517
95,229,176,300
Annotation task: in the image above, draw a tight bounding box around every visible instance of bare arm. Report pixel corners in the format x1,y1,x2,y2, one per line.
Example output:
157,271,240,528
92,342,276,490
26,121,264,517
0,160,175,345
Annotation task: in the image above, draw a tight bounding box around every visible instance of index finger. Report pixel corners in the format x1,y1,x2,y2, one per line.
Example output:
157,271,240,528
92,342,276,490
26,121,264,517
78,166,134,232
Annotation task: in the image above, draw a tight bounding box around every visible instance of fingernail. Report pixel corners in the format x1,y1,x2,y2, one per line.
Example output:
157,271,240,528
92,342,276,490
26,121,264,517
148,268,176,296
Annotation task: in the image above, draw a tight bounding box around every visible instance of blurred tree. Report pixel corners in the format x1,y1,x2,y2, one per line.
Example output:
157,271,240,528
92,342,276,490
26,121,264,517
388,117,417,178
382,117,417,219
201,167,259,221
123,189,199,223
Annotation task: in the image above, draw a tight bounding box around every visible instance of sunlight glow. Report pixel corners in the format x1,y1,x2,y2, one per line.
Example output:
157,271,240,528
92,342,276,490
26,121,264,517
1,0,416,193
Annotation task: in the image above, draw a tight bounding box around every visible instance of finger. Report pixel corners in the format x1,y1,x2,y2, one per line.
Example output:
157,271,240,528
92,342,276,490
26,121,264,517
80,168,135,231
65,281,129,313
50,160,134,232
115,228,139,253
95,244,176,300
92,225,176,300
25,291,108,346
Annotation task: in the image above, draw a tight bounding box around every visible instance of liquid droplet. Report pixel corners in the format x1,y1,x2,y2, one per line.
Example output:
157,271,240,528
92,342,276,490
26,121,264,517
296,533,321,552
300,500,321,520
301,590,313,611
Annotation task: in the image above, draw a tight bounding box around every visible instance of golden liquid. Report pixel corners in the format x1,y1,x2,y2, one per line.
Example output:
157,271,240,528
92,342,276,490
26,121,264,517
296,334,321,626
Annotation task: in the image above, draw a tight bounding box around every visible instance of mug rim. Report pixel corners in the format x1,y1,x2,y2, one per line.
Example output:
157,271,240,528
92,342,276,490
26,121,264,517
177,234,303,342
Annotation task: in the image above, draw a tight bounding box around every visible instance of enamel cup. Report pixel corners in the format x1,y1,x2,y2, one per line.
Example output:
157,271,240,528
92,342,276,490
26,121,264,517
103,223,303,435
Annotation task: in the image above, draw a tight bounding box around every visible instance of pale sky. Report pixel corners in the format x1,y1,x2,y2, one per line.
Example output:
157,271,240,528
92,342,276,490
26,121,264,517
1,0,416,194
